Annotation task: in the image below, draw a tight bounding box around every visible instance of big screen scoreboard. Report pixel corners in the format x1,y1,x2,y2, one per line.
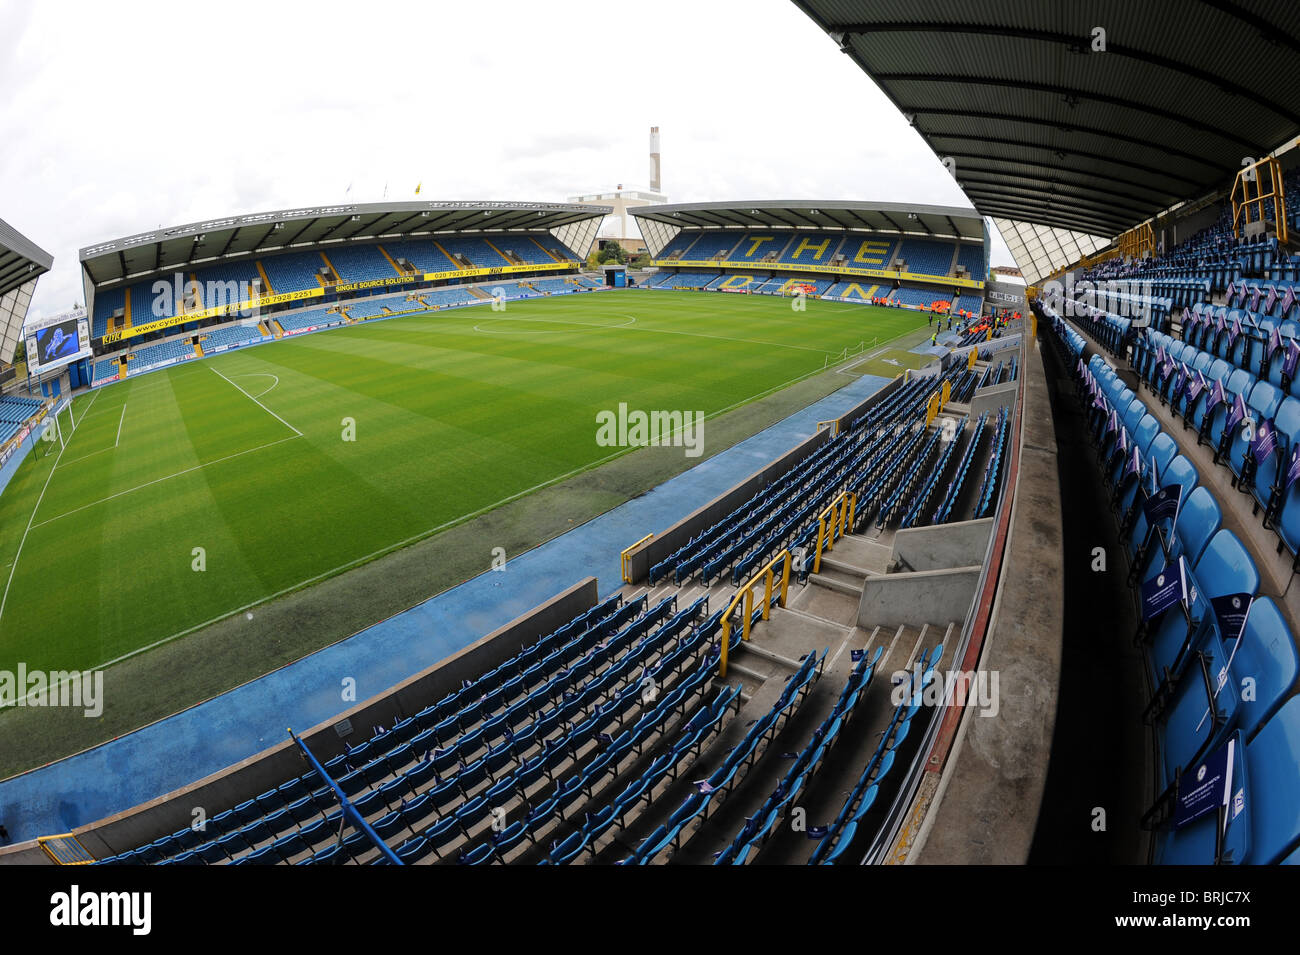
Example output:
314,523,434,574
24,308,92,375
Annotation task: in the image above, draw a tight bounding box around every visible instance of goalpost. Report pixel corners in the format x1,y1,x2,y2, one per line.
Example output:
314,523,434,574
42,401,75,452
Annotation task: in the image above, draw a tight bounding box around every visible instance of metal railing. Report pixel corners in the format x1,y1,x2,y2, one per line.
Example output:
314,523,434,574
812,490,856,575
718,549,791,678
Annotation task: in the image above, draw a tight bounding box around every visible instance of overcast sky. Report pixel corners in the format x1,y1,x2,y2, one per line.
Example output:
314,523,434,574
3,0,1016,320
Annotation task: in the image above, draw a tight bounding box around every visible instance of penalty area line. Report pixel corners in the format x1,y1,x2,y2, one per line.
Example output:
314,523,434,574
210,365,302,437
30,434,303,530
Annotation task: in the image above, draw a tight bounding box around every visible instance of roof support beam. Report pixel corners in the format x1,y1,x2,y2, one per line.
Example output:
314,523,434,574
970,199,1128,237
875,73,1268,152
963,184,1136,224
1194,0,1300,56
280,217,321,248
956,173,1156,223
924,129,1203,188
909,108,1236,175
976,206,1126,238
838,22,1300,127
945,154,1178,206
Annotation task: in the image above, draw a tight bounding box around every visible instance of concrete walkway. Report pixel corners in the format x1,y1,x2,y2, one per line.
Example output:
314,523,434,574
0,372,891,842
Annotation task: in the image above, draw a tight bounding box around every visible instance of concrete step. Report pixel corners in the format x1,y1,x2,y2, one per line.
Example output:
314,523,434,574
807,568,863,596
821,532,893,575
787,583,860,629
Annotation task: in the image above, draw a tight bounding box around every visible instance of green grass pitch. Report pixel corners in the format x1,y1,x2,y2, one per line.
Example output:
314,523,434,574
0,291,927,674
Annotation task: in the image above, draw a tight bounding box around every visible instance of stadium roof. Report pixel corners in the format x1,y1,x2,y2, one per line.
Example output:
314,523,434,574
631,199,985,240
0,218,53,300
79,200,611,288
792,0,1300,243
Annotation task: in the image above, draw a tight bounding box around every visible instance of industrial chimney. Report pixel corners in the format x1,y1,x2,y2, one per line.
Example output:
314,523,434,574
649,126,661,193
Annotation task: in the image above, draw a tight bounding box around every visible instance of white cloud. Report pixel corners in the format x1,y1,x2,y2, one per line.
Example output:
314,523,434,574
4,0,1019,320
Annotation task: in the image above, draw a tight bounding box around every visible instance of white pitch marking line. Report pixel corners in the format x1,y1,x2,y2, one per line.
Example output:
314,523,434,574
56,403,127,469
210,365,301,436
470,310,831,355
71,388,101,427
30,434,303,530
229,372,281,399
0,394,93,622
58,445,115,468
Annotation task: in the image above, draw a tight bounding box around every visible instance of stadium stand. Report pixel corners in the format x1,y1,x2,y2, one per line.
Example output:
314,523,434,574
198,325,262,353
274,308,343,333
259,251,329,295
1044,270,1300,864
419,287,480,308
326,245,401,284
894,239,955,278
123,338,195,373
444,238,510,269
0,395,43,446
380,239,458,274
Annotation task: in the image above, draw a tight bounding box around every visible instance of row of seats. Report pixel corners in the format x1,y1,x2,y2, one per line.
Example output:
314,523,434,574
898,416,970,530
1081,286,1172,329
99,593,646,863
979,356,1018,388
433,605,732,865
658,273,961,309
1224,279,1300,323
808,644,942,864
656,230,982,281
0,396,43,447
650,373,955,586
1047,312,1300,864
0,395,42,425
715,644,884,864
92,359,121,383
91,234,583,335
199,325,262,352
275,308,342,332
531,679,740,865
621,649,825,865
1131,327,1300,569
932,410,989,525
657,231,747,261
108,593,741,866
971,407,1011,521
124,338,195,373
874,424,945,527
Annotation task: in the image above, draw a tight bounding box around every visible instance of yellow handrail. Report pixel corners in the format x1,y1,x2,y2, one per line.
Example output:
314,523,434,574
620,533,654,584
719,549,791,677
816,419,840,436
812,490,856,574
1231,156,1289,246
37,833,94,865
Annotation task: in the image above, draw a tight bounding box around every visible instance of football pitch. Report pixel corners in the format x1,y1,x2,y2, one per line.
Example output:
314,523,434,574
0,291,927,676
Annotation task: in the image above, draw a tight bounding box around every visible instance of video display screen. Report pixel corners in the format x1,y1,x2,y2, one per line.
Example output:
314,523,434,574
34,320,81,365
